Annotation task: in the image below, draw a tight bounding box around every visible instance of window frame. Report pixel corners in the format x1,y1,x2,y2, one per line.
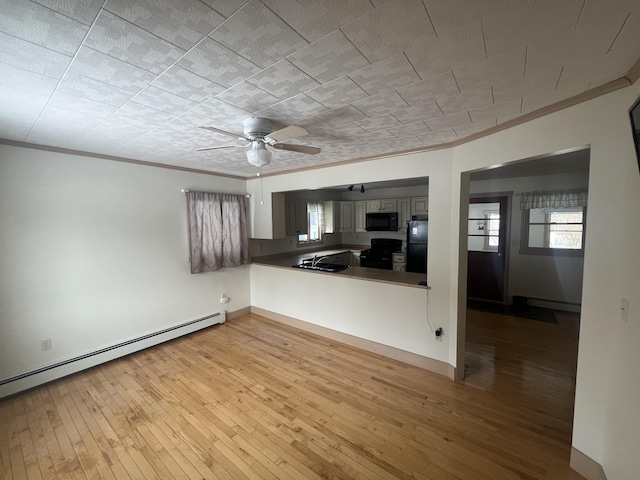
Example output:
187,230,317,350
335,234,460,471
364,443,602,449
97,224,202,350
297,202,324,246
520,206,586,257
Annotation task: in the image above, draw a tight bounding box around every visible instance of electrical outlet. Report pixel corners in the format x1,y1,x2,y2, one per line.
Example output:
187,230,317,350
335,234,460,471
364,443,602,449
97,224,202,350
621,298,629,323
41,338,52,351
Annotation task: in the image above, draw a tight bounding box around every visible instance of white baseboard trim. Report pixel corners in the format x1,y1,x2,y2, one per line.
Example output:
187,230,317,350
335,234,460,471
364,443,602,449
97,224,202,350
251,306,454,379
570,447,607,480
228,306,251,320
0,310,227,399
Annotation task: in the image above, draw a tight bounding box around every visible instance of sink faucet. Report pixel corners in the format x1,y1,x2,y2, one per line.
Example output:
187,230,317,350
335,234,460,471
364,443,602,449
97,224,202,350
311,255,329,267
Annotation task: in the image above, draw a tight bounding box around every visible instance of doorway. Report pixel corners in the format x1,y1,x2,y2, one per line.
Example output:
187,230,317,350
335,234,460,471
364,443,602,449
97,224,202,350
467,194,510,303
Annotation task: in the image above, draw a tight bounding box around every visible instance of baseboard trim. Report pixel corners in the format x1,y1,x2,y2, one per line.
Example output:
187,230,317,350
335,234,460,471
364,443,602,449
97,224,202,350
251,306,452,378
570,448,607,480
228,306,252,320
0,310,227,399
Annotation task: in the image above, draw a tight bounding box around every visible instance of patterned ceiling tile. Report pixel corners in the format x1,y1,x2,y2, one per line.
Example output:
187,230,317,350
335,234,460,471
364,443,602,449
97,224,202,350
384,136,427,149
396,71,460,107
215,81,281,112
391,101,442,125
0,31,71,78
27,106,105,146
261,0,373,42
176,37,261,87
357,129,397,143
270,94,329,118
341,0,437,63
209,0,308,69
356,113,403,132
351,91,409,118
468,98,522,123
68,47,155,93
131,86,199,115
151,66,225,102
116,102,178,126
32,0,103,26
104,0,224,51
453,119,497,138
247,60,320,99
49,90,119,118
387,120,429,138
436,86,493,115
349,53,420,96
482,0,584,58
199,0,246,18
84,10,185,74
58,72,136,107
305,76,368,109
492,70,561,104
0,0,89,56
405,22,486,78
190,98,251,126
417,128,459,143
425,111,472,131
0,62,59,96
287,30,370,84
423,0,511,36
315,106,368,127
0,85,49,140
453,48,526,93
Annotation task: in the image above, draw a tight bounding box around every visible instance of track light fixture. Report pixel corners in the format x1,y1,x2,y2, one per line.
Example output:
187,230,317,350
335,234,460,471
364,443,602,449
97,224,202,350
360,184,365,193
347,185,354,191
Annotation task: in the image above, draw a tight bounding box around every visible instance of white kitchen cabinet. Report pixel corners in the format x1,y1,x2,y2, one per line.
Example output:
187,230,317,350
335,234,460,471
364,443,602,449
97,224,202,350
366,200,381,212
323,200,340,234
340,202,355,232
285,199,308,236
397,198,410,231
381,199,397,211
355,201,366,232
411,197,429,216
392,252,406,272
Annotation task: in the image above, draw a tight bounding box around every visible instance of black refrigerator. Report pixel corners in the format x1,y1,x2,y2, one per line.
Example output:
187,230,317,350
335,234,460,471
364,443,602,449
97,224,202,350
406,220,428,273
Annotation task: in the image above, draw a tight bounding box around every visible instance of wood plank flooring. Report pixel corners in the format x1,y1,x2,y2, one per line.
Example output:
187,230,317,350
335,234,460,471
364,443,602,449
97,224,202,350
1,311,585,479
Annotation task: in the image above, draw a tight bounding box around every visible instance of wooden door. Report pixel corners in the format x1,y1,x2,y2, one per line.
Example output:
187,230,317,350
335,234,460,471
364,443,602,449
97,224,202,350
467,196,509,302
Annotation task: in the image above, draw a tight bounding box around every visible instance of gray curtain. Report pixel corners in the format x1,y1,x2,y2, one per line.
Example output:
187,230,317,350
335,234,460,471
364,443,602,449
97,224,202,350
519,188,588,210
187,191,250,273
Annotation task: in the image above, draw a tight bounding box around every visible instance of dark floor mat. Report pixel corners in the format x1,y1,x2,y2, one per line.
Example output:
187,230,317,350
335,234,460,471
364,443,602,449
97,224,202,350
467,300,559,323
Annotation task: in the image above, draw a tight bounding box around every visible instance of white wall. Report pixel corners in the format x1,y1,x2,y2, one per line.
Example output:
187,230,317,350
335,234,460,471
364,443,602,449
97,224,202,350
247,83,640,478
451,84,640,478
0,145,251,381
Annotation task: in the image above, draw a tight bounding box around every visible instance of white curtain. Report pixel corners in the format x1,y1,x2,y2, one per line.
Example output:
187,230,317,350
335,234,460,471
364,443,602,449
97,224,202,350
186,191,250,274
519,189,588,210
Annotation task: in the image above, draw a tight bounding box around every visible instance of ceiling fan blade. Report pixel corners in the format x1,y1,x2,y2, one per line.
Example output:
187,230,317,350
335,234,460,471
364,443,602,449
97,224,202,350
266,125,308,143
198,125,244,140
272,143,321,155
196,144,248,152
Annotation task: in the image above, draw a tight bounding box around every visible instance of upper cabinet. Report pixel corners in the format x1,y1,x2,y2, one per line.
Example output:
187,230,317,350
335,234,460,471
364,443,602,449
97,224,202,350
355,201,366,232
285,199,308,236
340,202,355,232
366,199,397,212
411,197,429,216
323,200,340,234
397,198,411,231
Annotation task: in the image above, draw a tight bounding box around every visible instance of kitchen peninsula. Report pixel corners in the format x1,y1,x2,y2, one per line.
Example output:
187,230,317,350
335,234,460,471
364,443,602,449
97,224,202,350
252,247,429,289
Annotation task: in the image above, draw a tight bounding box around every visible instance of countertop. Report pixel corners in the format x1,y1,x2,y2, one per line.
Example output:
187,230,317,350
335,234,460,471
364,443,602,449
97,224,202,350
251,247,429,289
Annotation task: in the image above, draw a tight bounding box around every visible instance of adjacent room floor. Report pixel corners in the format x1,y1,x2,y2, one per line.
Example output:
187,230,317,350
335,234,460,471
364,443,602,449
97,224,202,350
1,311,584,479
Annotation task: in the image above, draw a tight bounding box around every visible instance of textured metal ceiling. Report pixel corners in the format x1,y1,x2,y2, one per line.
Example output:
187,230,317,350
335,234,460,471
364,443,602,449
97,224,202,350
1,0,639,177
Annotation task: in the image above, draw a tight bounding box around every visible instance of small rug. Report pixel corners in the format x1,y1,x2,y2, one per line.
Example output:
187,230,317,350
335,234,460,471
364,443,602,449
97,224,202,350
466,299,559,323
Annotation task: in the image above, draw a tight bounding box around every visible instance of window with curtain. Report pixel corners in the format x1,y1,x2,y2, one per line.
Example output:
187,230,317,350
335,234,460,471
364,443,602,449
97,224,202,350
519,189,587,256
298,201,324,245
186,191,250,273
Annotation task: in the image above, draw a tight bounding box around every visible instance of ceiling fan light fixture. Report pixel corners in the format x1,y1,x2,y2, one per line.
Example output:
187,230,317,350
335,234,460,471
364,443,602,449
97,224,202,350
246,141,272,167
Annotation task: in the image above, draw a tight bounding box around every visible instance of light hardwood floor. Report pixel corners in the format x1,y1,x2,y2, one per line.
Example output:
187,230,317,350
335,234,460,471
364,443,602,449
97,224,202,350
1,311,585,479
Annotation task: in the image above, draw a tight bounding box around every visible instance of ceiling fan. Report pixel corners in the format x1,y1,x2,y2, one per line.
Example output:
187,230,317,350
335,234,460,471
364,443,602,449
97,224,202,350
197,117,321,167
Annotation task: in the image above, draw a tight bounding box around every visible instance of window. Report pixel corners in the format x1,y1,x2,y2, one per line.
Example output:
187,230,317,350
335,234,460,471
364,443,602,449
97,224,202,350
298,202,324,245
521,207,585,255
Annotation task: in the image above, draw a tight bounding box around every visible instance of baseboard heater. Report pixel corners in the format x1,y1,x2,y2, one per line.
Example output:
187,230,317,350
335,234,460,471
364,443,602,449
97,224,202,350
0,310,226,399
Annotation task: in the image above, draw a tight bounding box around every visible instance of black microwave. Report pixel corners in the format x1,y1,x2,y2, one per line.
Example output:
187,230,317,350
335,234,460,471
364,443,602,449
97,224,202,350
366,212,399,231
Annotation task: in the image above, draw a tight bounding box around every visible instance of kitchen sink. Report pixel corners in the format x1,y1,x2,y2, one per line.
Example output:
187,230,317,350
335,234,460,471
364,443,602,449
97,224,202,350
291,262,350,272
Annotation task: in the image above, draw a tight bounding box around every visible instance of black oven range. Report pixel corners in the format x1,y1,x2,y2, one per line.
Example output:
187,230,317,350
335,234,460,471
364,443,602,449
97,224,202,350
359,238,403,270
